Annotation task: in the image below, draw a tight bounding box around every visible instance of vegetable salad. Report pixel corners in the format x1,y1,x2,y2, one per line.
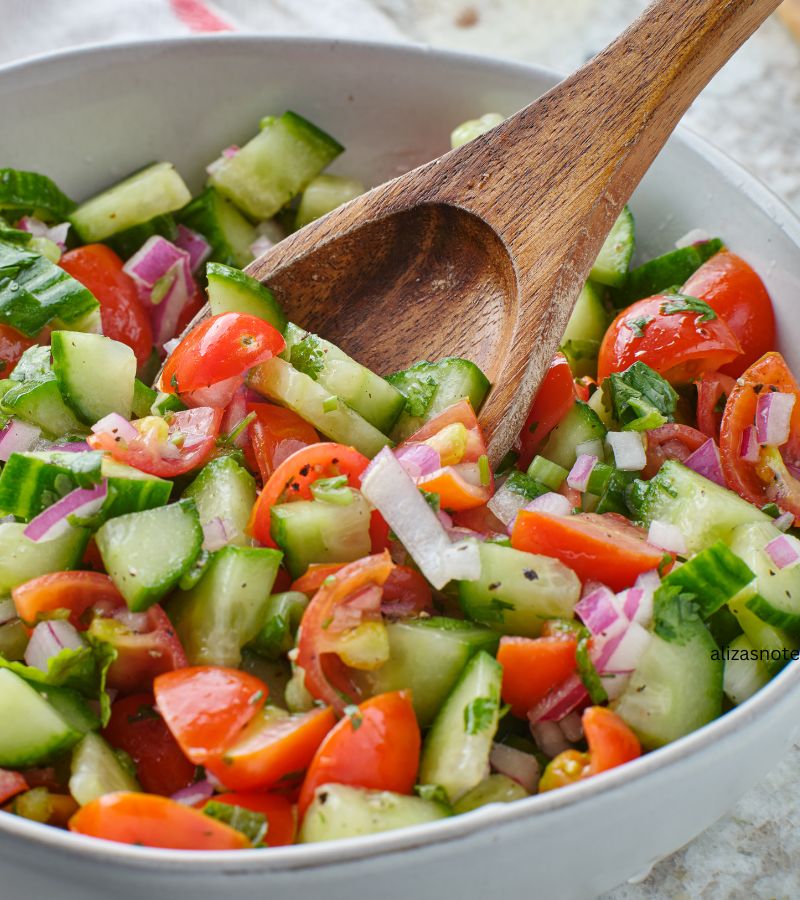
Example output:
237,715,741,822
0,108,796,852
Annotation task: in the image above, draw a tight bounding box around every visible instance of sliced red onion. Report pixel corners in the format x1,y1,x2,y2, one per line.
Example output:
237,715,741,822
774,510,795,532
674,228,710,248
575,439,604,460
91,412,139,442
202,517,232,552
24,481,108,543
360,446,480,589
530,721,572,758
558,710,584,743
525,492,572,517
756,392,795,447
181,374,242,409
683,438,725,487
740,426,760,463
123,235,190,294
604,621,652,672
150,258,194,348
0,419,41,461
175,225,212,274
17,216,70,249
606,432,646,472
567,453,598,492
171,779,215,807
647,519,686,556
527,673,588,724
575,584,620,635
221,145,239,159
489,742,540,792
394,442,441,480
24,619,85,670
765,533,800,570
488,482,531,527
0,598,17,626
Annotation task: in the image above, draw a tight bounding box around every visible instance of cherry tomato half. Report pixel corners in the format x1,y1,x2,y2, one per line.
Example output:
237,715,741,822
518,354,578,470
0,324,35,378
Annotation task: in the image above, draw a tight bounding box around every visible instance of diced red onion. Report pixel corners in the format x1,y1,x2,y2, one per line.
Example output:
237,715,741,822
683,438,725,487
0,419,41,461
527,673,588,724
201,517,232,552
558,710,584,743
123,236,190,294
567,453,598,492
765,533,800,570
774,511,795,532
647,519,686,556
437,509,454,530
250,234,274,258
24,481,108,543
360,447,480,589
756,392,795,447
0,598,17,626
181,374,242,409
219,384,251,450
525,492,572,517
575,439,604,461
150,259,194,349
394,442,441,480
111,607,151,633
575,584,620,635
24,619,85,670
606,432,646,471
739,426,760,463
221,145,239,159
17,216,70,249
91,412,139,442
604,621,651,672
636,569,661,594
489,742,540,792
52,441,91,453
171,779,215,807
175,225,212,274
530,721,572,758
675,228,710,249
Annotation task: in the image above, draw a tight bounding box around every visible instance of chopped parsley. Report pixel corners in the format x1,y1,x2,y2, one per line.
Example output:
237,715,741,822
659,291,717,322
463,695,498,735
290,333,326,380
624,314,653,338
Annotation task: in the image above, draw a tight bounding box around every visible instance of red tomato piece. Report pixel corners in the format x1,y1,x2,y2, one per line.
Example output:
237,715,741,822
174,285,207,337
60,245,153,367
696,371,737,439
206,793,296,847
246,402,320,483
0,324,35,379
160,312,285,394
12,571,120,629
518,354,578,470
597,294,742,383
511,510,666,592
380,565,433,618
102,693,195,796
69,792,250,850
298,691,421,818
154,667,268,765
451,503,507,537
683,251,776,377
0,768,28,805
582,706,641,774
642,423,708,480
497,636,578,718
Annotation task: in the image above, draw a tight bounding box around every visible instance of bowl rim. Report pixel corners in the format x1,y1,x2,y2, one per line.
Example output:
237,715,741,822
2,30,800,873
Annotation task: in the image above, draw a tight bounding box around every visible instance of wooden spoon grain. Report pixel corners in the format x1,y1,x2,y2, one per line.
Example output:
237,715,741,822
175,0,782,463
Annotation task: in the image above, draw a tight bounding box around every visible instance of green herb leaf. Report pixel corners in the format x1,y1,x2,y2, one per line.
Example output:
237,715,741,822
463,695,498,735
624,314,653,338
653,584,703,645
344,704,363,730
290,334,326,380
310,475,353,506
414,784,451,807
386,361,438,418
659,291,718,322
605,361,678,432
576,628,608,704
203,801,268,845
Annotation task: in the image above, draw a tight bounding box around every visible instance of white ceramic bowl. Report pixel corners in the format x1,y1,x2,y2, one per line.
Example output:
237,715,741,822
2,35,800,900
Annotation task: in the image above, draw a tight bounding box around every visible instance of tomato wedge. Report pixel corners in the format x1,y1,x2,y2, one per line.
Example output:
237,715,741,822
205,793,296,847
511,511,666,591
298,691,421,818
295,552,394,714
583,706,641,774
517,354,577,470
497,636,578,718
69,792,250,850
696,371,736,439
204,706,336,792
0,324,35,379
642,423,708,480
12,571,121,629
246,402,320,483
153,667,268,765
0,768,28,805
161,312,285,394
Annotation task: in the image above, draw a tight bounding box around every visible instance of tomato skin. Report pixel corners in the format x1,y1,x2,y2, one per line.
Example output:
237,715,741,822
12,571,120,629
246,402,320,483
0,324,35,378
206,793,296,847
380,565,433,618
696,371,736,439
683,252,776,377
497,636,578,718
583,706,641,774
174,285,206,337
102,693,195,796
642,423,708,480
60,245,153,367
298,691,421,818
161,312,285,394
154,667,268,765
0,768,28,805
69,792,250,850
597,294,742,384
518,354,577,470
511,511,665,592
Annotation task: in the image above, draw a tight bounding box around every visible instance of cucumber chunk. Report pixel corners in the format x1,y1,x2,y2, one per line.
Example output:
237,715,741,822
132,379,158,418
295,174,364,229
182,455,257,547
723,634,771,706
452,774,528,813
589,207,635,288
168,545,282,667
540,400,606,470
352,617,499,727
0,668,81,767
70,162,192,243
458,542,582,637
620,239,723,306
206,262,287,333
69,733,139,806
419,651,503,803
300,784,449,843
51,331,136,424
209,111,344,221
560,281,607,378
0,522,88,594
0,168,76,222
104,213,178,260
177,187,256,269
1,379,86,438
248,591,309,660
95,499,203,611
249,356,391,457
727,595,798,674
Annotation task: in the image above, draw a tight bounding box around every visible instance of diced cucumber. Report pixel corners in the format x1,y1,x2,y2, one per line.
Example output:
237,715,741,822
182,455,256,547
299,784,449,843
31,683,100,736
270,489,372,578
70,162,192,243
132,379,158,419
0,379,86,437
452,774,528,813
95,499,203,611
560,281,607,378
0,522,88,594
352,617,499,728
540,400,606,470
69,733,139,806
613,623,723,749
51,331,136,424
104,213,178,260
589,207,635,288
168,545,282,667
209,111,343,221
206,262,287,333
248,356,391,457
526,456,568,491
177,187,256,269
641,460,770,555
0,668,81,767
282,323,405,433
727,596,798,674
151,390,187,417
723,634,771,706
458,542,581,637
620,239,723,306
0,168,76,222
295,175,364,229
450,113,505,149
419,651,503,803
248,591,309,660
388,358,491,443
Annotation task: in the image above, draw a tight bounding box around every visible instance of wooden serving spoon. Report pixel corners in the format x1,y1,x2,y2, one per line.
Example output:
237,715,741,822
181,0,781,463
